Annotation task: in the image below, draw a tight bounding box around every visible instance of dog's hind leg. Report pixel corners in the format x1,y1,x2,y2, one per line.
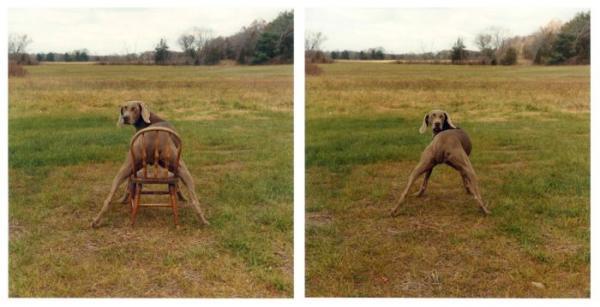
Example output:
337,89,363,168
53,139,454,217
176,184,187,202
461,174,473,195
116,189,130,204
413,169,433,197
448,152,490,215
176,160,209,225
92,158,132,228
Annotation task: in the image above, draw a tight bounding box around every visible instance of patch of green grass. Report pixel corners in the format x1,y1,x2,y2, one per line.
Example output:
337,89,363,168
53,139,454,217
306,63,589,297
307,116,425,172
9,64,292,297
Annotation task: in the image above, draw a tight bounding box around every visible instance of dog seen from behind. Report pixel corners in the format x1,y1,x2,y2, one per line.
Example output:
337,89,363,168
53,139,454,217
390,110,490,216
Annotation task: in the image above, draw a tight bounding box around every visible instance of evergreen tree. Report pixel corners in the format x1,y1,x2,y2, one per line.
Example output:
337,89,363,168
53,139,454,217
154,38,170,65
451,38,467,64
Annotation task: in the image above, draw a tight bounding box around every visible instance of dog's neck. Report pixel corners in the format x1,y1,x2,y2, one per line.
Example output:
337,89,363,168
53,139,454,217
432,126,457,137
134,112,165,131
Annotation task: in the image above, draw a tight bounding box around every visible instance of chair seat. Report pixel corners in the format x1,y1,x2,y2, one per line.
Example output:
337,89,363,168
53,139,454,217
130,176,179,184
135,168,175,177
131,168,178,184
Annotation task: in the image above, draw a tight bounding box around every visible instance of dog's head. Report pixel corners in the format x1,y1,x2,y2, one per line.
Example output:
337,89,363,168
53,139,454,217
117,101,151,127
419,110,456,135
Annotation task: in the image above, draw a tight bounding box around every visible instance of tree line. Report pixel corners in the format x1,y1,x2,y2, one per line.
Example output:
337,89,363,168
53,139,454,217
34,50,91,62
317,11,589,65
9,10,293,66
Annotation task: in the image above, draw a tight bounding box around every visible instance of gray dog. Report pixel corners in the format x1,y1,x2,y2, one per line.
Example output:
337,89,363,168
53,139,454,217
390,110,490,216
91,101,209,227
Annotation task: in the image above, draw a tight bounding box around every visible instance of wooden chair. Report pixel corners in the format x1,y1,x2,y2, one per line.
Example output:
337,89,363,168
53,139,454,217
128,127,182,226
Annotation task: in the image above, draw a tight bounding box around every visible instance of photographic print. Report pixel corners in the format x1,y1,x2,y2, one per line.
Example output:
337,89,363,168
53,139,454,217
305,7,590,297
8,7,293,297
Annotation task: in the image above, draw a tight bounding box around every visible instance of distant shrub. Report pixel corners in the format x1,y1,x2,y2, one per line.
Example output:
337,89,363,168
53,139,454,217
9,61,27,77
305,63,322,76
500,47,518,65
305,51,332,64
203,44,223,65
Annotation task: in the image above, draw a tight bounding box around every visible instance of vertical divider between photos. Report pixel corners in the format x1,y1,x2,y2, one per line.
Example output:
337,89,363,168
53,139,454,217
0,5,8,301
293,6,306,299
591,5,599,300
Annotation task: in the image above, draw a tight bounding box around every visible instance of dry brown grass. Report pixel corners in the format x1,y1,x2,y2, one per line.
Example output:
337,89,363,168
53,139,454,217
306,63,589,121
9,64,292,119
306,63,323,76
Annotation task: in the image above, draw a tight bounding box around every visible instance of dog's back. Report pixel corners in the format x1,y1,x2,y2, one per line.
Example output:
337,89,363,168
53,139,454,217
131,128,180,172
148,118,175,129
433,128,472,156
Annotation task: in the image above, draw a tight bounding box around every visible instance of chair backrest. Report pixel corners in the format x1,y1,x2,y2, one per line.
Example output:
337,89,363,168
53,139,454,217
129,127,182,179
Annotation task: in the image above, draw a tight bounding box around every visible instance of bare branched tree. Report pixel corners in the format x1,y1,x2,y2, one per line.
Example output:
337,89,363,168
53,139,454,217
528,20,562,64
8,33,32,63
192,27,214,50
473,27,511,64
178,34,195,52
305,32,326,51
488,26,511,50
474,33,492,51
178,33,197,63
226,20,266,64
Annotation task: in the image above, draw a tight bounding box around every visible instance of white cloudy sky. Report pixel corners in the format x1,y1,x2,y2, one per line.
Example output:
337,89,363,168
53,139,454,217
8,8,286,54
306,8,587,53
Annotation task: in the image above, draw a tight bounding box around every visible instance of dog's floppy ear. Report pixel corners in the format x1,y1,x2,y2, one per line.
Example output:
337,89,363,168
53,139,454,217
443,111,457,129
138,102,151,124
116,106,125,127
419,113,430,134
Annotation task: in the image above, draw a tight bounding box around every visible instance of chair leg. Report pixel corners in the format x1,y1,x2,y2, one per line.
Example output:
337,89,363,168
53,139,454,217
128,181,135,211
169,184,179,227
131,183,142,226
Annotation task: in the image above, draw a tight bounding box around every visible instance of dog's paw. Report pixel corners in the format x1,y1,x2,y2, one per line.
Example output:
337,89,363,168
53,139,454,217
412,191,425,197
197,213,210,226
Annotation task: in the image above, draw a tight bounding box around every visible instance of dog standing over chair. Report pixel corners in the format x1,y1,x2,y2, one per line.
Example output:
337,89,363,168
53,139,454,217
91,101,209,227
390,110,490,216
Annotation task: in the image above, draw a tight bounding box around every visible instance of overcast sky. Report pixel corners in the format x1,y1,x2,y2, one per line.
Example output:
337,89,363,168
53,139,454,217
8,8,286,54
306,8,587,53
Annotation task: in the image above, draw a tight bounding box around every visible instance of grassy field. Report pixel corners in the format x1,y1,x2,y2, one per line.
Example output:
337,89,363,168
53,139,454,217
9,64,292,297
306,63,589,297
